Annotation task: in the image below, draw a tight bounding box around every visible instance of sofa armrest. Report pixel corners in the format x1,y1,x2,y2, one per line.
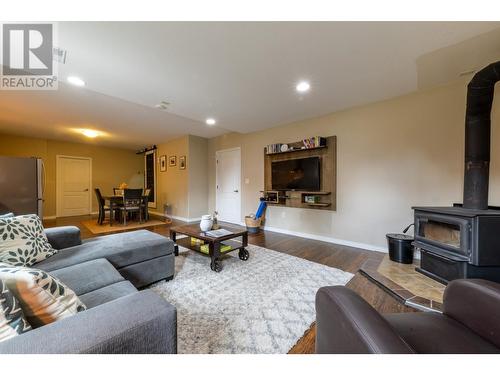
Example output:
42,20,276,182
443,279,500,348
0,290,177,354
44,226,82,249
315,286,414,354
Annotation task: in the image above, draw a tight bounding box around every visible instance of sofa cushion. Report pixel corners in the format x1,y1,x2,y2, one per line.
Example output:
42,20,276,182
50,259,125,296
0,214,57,267
44,226,82,250
0,262,86,328
0,279,32,342
36,229,174,272
78,281,137,309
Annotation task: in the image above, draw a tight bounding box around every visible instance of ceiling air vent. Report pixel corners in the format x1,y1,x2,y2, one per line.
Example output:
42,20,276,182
53,47,67,64
154,101,170,110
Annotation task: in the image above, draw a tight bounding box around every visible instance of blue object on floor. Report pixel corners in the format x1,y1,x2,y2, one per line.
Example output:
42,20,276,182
255,200,267,219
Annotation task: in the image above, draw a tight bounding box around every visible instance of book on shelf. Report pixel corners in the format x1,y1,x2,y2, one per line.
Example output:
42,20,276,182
265,143,283,154
302,136,325,149
199,244,232,254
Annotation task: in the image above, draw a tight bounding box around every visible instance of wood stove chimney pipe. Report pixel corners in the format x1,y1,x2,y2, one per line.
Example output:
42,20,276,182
463,61,500,210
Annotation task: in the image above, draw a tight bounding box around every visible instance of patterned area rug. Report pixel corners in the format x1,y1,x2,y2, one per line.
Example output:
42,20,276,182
148,244,353,354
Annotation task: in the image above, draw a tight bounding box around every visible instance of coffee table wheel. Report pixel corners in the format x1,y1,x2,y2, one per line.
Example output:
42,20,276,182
239,248,249,261
210,259,222,272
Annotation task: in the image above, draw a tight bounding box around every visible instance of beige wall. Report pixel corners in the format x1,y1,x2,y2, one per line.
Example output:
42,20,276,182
153,135,208,220
188,135,209,219
0,133,144,217
154,136,190,218
208,78,500,250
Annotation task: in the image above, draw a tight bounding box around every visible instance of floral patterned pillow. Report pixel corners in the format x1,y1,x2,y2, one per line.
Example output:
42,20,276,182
0,263,86,328
0,214,58,267
0,279,32,342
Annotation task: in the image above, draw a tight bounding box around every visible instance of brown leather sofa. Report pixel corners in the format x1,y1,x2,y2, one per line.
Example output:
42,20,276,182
315,279,500,353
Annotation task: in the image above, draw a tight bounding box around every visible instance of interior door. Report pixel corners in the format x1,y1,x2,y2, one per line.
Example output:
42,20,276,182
57,156,91,217
216,148,241,224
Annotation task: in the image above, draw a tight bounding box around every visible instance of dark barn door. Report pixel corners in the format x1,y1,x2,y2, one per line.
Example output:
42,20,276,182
144,150,157,208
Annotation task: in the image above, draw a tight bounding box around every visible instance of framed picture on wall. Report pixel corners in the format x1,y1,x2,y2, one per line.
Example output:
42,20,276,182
159,155,167,172
179,155,186,170
169,155,177,167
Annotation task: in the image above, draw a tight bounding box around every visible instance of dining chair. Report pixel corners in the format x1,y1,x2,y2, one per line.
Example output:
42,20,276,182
113,188,124,196
117,188,143,225
141,188,151,221
94,188,111,225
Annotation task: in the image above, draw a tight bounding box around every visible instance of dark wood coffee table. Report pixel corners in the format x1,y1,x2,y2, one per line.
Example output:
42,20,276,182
169,224,249,272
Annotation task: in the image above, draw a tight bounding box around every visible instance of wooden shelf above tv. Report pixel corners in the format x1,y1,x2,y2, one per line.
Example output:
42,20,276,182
263,136,337,211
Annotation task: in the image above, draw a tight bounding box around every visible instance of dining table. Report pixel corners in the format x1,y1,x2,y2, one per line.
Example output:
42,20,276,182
102,193,150,226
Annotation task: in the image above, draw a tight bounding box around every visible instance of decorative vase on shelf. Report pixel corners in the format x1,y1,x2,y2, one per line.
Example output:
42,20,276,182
200,215,213,232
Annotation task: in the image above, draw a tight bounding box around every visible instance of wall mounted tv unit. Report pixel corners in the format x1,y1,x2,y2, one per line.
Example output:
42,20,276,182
271,157,321,191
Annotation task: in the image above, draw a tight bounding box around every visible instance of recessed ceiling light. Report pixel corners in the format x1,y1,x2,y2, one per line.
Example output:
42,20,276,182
296,81,311,93
206,118,216,126
67,76,86,87
81,129,100,138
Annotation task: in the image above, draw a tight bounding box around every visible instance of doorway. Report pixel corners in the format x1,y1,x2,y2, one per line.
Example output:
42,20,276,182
56,155,92,217
215,148,241,224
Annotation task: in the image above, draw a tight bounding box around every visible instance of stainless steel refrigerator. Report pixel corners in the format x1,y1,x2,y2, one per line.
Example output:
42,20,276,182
0,156,45,217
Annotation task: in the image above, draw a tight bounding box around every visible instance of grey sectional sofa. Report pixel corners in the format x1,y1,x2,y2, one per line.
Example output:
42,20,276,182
0,226,177,354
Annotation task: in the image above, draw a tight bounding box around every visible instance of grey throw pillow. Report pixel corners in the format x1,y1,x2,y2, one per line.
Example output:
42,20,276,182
0,279,32,342
0,214,58,266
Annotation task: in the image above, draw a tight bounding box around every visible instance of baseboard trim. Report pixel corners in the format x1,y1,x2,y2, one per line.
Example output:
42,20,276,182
262,225,387,253
149,211,201,223
45,211,99,220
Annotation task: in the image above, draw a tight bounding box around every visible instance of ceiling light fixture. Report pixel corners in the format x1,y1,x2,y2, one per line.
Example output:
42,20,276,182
206,118,216,126
80,129,100,138
67,76,86,87
296,81,311,93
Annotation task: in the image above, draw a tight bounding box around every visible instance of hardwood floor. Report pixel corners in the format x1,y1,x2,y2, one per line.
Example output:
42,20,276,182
44,214,415,354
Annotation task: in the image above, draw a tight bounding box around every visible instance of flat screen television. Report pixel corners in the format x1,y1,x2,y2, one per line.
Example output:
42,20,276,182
271,157,321,191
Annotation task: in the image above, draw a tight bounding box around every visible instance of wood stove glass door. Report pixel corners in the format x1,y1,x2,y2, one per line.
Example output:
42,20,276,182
415,213,470,257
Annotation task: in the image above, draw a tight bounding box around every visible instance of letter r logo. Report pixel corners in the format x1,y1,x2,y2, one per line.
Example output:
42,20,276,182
2,24,53,76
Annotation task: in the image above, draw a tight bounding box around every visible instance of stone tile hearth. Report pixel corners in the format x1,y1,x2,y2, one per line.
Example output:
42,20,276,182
360,255,445,312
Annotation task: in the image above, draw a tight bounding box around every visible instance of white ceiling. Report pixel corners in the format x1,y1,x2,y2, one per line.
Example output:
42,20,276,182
1,21,499,149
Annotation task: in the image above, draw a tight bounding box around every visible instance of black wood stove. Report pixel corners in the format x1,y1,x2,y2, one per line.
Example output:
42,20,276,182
413,61,500,284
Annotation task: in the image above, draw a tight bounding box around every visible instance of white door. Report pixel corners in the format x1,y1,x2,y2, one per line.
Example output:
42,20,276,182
216,148,241,224
56,156,92,217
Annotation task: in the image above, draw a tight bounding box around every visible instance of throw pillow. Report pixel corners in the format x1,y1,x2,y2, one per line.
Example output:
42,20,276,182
0,213,14,219
0,279,32,342
0,263,86,327
0,214,58,266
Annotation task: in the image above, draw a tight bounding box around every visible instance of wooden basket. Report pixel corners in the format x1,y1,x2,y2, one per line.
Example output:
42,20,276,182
245,216,262,233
